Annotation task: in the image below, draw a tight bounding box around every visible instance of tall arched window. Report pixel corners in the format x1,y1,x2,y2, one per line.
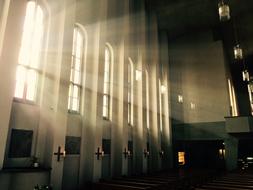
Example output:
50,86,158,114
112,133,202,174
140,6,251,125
68,26,84,112
14,1,44,102
228,79,238,116
158,79,163,132
103,45,112,119
128,58,134,126
145,70,150,129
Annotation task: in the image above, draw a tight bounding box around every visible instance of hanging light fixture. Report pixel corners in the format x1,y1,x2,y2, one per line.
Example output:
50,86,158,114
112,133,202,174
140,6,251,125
135,69,142,81
218,0,230,21
242,70,250,82
161,85,166,94
234,44,243,60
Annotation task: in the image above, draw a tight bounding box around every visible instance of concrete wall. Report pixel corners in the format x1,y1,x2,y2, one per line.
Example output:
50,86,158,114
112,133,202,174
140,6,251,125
4,102,40,168
0,171,49,190
169,31,238,170
0,0,11,56
169,31,230,124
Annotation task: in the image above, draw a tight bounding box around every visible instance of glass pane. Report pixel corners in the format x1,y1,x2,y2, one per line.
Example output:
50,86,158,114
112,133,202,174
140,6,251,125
16,65,26,81
104,60,109,72
146,70,149,128
18,2,36,66
71,27,83,85
76,31,82,47
103,95,108,106
75,30,83,59
72,98,79,111
128,63,132,82
128,104,130,124
75,59,81,71
14,66,26,98
70,68,74,82
14,81,25,98
103,106,108,118
72,28,77,54
74,70,80,84
103,46,111,117
76,43,81,59
104,82,109,94
104,71,109,83
67,84,73,110
67,96,71,110
68,84,73,97
16,2,44,101
26,70,38,101
73,85,79,98
105,48,110,61
30,5,43,69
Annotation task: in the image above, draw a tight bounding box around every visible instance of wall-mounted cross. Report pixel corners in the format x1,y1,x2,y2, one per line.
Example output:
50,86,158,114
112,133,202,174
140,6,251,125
53,146,66,162
95,147,104,160
144,149,150,158
123,148,131,159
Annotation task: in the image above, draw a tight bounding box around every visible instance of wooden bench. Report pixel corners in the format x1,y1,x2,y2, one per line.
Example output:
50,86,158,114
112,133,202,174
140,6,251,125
92,169,219,190
196,171,253,190
206,181,253,189
197,184,253,190
113,177,175,189
100,179,164,190
213,179,253,185
92,182,153,190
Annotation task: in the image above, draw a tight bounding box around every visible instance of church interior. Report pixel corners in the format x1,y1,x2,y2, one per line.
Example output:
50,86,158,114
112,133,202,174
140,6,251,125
1,0,253,189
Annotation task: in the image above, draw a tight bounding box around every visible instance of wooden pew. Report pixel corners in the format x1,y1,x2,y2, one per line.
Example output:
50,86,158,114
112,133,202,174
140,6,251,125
205,181,253,189
197,184,253,190
113,177,175,190
92,169,219,190
92,173,178,190
213,179,253,185
99,179,164,190
92,182,153,190
196,171,253,190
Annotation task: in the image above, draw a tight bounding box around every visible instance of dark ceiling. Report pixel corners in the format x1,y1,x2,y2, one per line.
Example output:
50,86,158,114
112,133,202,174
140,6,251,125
145,0,253,40
145,0,253,116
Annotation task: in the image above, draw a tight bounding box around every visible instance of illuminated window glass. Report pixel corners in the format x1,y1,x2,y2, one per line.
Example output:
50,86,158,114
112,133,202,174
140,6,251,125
219,148,225,159
103,46,112,119
159,79,163,131
145,70,150,129
128,58,134,126
14,1,44,102
248,84,253,116
178,95,183,103
68,27,84,112
228,79,238,116
178,152,185,165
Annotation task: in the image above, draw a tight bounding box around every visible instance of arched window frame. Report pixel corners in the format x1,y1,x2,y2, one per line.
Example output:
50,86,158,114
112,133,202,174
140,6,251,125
128,58,134,126
68,26,85,113
14,0,45,103
145,70,150,129
102,44,113,120
158,79,163,132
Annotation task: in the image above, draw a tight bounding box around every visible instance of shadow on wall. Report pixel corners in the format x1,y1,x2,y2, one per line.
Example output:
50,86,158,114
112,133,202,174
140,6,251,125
172,120,229,140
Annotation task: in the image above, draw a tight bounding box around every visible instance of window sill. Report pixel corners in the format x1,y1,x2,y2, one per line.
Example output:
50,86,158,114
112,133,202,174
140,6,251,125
1,167,51,173
68,110,80,115
13,98,38,106
103,117,110,121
